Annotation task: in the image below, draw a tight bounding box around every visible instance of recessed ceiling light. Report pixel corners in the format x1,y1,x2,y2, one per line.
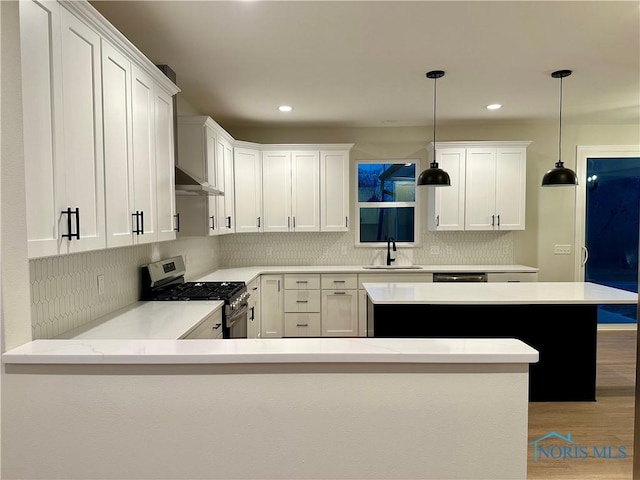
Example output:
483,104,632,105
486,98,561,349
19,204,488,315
486,104,502,110
278,105,293,112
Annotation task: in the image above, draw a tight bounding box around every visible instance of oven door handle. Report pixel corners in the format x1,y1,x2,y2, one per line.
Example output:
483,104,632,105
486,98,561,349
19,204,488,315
226,304,249,327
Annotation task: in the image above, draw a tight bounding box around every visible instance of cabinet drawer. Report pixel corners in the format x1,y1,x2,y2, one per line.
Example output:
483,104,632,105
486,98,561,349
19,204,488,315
486,272,539,282
284,313,321,337
284,274,321,290
284,290,321,312
321,274,357,290
358,273,433,288
180,309,223,339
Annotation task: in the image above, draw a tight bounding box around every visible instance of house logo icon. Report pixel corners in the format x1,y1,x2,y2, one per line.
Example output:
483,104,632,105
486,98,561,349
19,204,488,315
529,432,574,461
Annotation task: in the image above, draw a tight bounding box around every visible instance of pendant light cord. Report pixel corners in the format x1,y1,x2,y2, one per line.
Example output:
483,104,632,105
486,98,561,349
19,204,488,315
433,76,438,146
558,75,563,165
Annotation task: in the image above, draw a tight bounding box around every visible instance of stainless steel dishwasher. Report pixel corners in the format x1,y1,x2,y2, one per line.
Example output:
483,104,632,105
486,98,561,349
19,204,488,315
432,272,487,282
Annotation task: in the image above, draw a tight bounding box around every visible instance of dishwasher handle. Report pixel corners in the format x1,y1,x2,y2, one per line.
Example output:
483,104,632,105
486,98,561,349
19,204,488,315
433,273,487,282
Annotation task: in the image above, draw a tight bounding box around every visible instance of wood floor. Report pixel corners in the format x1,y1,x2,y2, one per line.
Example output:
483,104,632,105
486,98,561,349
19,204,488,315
527,329,637,479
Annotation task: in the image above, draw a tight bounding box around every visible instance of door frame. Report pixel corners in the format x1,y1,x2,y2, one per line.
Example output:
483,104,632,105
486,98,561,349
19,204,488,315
573,145,640,281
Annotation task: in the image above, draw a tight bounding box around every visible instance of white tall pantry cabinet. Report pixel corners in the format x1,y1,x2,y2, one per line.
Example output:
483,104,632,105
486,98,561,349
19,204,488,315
20,0,179,258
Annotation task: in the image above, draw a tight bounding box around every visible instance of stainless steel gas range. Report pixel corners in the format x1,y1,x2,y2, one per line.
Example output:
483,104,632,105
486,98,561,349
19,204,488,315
141,256,249,339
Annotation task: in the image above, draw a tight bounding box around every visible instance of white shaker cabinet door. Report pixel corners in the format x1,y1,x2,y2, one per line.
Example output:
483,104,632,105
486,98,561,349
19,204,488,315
320,150,350,232
291,151,320,232
494,147,527,230
321,290,358,337
260,275,284,338
131,65,158,244
427,148,466,231
154,87,178,242
102,40,134,248
20,0,65,258
234,147,262,233
262,151,292,232
59,7,105,254
216,135,235,234
464,148,498,230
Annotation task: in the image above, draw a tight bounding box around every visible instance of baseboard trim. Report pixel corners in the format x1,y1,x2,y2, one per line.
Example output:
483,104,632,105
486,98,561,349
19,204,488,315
598,323,637,331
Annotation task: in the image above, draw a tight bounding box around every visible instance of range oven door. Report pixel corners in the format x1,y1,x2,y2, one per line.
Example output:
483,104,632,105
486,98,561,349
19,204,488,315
224,302,248,339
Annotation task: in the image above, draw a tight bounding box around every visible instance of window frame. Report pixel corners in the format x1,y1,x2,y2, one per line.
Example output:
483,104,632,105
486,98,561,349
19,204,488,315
355,159,421,247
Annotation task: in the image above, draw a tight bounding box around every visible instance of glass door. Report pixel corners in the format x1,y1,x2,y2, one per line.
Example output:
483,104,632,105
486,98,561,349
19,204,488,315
582,154,640,323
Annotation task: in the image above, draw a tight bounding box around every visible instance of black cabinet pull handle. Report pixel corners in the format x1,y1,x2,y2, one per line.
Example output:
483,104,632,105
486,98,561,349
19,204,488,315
497,214,500,226
174,213,180,232
257,217,261,228
140,210,144,234
61,207,80,240
250,306,255,320
293,216,296,228
226,216,231,229
296,323,309,327
209,216,215,231
345,216,348,228
132,212,141,235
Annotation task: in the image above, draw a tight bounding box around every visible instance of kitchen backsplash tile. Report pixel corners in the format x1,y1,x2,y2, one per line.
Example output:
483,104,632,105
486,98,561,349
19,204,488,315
218,231,513,267
30,237,220,340
30,231,512,339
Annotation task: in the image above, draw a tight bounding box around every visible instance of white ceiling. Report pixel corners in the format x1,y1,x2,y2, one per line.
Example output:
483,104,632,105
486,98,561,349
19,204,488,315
90,1,640,129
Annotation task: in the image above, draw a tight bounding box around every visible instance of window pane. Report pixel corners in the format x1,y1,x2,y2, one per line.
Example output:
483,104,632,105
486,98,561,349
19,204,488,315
357,163,415,202
359,207,415,243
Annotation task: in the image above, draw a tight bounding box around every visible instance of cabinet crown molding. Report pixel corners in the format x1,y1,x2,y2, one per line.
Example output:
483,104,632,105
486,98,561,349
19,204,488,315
63,0,180,96
427,141,532,151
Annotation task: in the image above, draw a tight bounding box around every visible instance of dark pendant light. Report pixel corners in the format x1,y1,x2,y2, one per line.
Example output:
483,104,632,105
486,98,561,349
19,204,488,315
541,69,578,187
417,70,451,187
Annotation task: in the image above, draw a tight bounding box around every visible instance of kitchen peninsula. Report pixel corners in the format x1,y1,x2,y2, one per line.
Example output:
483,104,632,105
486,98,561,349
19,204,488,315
364,281,638,401
3,338,537,479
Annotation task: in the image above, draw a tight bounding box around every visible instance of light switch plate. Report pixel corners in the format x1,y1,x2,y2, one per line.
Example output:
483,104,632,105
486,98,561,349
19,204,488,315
554,244,572,255
430,245,440,255
97,274,105,295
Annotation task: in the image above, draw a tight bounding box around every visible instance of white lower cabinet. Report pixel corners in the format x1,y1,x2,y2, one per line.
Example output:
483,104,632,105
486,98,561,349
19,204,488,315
284,274,321,337
180,308,223,339
247,276,261,338
320,274,358,337
260,275,284,338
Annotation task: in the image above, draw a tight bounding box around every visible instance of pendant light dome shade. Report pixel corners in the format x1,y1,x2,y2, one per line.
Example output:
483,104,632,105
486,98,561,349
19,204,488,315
417,70,450,187
542,69,578,187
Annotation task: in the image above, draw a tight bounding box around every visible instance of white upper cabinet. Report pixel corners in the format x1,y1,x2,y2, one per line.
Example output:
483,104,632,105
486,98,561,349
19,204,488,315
20,0,179,258
234,146,262,233
465,144,529,231
262,150,320,232
426,146,466,231
21,0,106,258
320,149,351,232
426,141,530,232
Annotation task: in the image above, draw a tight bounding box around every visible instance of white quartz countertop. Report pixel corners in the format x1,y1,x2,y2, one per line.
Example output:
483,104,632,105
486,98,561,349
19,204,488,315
55,301,224,340
195,264,539,283
2,337,538,365
363,281,638,305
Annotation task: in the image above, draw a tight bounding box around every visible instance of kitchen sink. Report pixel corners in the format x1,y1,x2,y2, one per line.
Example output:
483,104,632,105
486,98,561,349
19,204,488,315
362,265,423,270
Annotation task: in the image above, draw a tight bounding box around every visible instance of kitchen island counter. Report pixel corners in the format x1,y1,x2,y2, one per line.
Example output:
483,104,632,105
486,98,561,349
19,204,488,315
363,281,637,401
364,280,638,305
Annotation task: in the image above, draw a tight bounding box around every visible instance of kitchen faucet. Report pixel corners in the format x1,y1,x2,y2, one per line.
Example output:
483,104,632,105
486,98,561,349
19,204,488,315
386,237,396,266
